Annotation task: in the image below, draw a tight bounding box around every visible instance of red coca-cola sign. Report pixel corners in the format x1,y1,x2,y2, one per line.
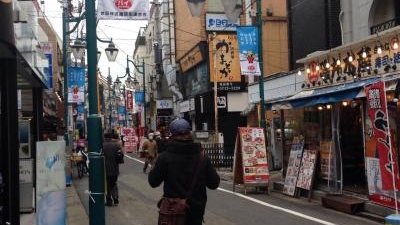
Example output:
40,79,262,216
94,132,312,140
307,61,319,83
114,0,132,10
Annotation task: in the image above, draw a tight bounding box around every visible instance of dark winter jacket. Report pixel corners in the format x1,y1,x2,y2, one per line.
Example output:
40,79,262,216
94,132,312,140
103,140,122,176
148,139,220,219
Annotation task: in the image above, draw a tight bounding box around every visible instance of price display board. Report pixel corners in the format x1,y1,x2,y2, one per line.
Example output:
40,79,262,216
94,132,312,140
283,138,304,196
233,127,269,194
296,149,318,191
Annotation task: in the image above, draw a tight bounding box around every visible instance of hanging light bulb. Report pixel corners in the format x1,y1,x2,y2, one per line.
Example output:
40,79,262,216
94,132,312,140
325,59,330,69
316,65,320,71
393,37,399,50
297,70,302,76
362,47,367,58
306,68,311,74
349,54,353,62
336,58,341,66
377,45,382,54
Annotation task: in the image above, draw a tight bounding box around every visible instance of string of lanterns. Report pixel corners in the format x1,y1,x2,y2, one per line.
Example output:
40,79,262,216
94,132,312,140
299,35,399,89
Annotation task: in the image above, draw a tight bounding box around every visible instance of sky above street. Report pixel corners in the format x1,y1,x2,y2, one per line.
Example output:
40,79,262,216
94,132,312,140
42,0,148,82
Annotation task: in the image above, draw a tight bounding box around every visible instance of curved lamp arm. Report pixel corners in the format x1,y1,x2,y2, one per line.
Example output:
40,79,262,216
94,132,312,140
66,11,87,35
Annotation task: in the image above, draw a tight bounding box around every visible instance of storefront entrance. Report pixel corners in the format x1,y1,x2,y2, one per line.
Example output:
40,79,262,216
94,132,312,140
339,102,367,194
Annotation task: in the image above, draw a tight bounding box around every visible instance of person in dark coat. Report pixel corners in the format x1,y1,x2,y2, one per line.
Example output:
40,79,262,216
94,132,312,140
148,118,220,225
103,133,123,206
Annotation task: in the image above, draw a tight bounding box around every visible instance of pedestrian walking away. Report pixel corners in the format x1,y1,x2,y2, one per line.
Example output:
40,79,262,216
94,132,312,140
103,132,124,206
142,132,158,173
148,118,220,225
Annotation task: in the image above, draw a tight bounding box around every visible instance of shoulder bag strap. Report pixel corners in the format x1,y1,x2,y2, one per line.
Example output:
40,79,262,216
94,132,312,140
186,151,204,199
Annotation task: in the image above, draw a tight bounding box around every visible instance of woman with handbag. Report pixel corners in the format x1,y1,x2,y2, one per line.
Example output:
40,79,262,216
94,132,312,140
148,118,220,225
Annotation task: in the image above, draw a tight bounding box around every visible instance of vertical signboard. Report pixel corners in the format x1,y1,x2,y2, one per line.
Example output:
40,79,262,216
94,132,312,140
208,33,241,84
365,81,400,208
121,127,136,153
36,141,66,225
236,26,261,76
126,89,134,112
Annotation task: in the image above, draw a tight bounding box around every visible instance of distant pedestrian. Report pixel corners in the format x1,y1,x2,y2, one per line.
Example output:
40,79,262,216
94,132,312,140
103,133,124,206
148,118,220,225
142,132,158,173
154,130,168,154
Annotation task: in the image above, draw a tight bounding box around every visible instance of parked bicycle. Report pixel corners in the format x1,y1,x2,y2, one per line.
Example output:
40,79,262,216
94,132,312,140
71,146,89,178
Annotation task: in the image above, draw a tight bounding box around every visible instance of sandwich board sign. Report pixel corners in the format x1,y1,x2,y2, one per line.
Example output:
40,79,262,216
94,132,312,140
233,127,269,194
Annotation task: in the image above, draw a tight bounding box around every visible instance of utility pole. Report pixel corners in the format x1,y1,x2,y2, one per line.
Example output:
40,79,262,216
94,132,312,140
256,0,266,132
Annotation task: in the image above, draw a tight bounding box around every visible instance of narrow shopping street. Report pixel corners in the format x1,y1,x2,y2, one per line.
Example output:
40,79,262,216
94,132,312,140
70,153,381,225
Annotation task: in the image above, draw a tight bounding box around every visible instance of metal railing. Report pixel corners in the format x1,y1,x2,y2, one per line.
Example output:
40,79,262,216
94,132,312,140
201,142,233,170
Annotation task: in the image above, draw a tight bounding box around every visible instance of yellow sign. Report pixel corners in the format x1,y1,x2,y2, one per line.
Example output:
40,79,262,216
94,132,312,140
180,46,204,72
209,34,241,83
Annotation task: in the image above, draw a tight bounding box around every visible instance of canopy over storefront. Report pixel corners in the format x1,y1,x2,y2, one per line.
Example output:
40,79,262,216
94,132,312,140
267,72,400,109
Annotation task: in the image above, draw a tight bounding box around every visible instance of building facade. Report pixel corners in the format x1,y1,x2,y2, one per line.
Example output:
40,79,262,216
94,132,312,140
268,0,400,211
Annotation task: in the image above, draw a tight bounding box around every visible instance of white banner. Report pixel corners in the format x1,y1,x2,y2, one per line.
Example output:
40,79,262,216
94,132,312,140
97,0,149,20
36,141,66,225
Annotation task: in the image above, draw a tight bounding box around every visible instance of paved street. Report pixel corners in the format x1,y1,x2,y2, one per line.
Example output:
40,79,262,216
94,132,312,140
72,153,382,225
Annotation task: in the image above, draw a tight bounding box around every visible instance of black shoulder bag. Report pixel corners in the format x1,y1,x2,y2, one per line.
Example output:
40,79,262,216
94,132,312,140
157,153,204,225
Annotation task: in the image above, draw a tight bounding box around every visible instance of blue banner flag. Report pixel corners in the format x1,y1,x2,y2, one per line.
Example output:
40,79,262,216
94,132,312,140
135,91,145,103
67,67,85,103
236,26,261,76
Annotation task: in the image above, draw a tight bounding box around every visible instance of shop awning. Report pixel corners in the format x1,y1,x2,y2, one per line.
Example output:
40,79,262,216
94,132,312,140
276,77,380,108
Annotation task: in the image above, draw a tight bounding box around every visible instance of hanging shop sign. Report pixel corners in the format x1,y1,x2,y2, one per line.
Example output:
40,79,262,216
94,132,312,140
118,105,126,121
67,67,85,103
126,90,134,112
209,33,241,83
236,26,261,76
365,81,400,209
97,0,149,20
233,127,269,193
206,13,239,31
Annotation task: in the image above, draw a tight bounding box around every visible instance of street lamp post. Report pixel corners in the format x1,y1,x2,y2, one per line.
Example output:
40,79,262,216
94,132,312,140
62,0,119,224
85,0,105,224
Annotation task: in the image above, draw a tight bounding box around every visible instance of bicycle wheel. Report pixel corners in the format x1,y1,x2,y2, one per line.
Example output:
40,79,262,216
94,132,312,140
77,162,83,178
